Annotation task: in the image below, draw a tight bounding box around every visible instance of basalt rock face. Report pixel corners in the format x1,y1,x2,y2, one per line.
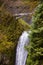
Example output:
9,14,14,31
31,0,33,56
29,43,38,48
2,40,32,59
26,3,43,65
0,7,29,65
0,0,39,24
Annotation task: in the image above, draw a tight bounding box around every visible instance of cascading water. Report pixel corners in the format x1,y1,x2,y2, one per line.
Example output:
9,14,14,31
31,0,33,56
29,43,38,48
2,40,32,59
15,31,29,65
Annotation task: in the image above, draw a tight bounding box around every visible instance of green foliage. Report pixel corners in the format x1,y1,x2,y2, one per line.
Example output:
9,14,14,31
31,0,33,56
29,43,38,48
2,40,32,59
26,3,43,65
0,33,15,65
0,7,29,65
0,7,29,44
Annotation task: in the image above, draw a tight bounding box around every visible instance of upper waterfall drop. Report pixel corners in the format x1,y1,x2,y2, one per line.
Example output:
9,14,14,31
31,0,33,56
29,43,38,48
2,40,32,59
15,31,30,65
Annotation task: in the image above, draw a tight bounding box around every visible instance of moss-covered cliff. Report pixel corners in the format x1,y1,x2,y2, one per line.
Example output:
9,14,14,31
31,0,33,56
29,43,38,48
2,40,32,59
0,33,15,65
0,7,29,65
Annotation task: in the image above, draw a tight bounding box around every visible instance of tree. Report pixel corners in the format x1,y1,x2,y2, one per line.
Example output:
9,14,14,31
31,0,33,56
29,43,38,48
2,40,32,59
26,3,43,65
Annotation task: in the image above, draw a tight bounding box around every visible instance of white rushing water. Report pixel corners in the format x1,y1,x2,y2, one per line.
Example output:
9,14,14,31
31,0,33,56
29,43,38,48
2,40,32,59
16,31,29,65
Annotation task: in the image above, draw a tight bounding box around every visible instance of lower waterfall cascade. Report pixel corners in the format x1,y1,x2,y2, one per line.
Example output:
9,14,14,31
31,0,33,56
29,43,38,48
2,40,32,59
15,31,30,65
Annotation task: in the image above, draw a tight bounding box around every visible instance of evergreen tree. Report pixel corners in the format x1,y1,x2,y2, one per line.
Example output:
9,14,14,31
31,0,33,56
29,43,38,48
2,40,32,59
26,3,43,65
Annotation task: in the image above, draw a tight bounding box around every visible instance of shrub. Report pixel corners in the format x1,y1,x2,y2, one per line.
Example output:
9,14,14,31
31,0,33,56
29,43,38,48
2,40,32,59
26,3,43,65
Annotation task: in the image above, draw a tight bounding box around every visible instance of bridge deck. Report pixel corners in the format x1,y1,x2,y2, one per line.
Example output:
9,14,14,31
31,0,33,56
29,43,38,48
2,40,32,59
13,13,33,16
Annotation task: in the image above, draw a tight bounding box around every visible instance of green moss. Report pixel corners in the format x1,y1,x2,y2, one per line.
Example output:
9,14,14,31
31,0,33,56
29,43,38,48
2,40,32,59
0,33,15,65
18,18,29,30
0,7,29,44
0,7,29,65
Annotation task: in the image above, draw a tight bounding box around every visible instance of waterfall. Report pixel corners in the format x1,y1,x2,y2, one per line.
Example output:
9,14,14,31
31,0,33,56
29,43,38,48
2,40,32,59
15,31,29,65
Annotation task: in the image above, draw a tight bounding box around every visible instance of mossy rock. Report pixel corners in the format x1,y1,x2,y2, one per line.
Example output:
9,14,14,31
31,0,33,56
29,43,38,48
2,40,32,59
0,7,29,65
0,33,15,65
0,7,29,45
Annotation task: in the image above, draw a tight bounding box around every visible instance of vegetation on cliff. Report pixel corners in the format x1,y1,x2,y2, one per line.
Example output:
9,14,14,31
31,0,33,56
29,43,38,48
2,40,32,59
26,3,43,65
0,7,29,43
0,6,29,65
0,0,43,65
0,33,15,65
